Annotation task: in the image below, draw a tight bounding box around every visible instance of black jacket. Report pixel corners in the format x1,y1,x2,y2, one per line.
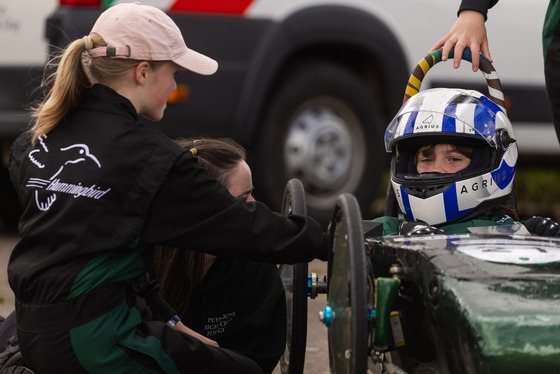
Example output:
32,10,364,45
9,84,328,304
458,0,499,20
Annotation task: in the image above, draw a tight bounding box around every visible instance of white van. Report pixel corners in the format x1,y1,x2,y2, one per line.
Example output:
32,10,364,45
0,0,56,228
0,0,556,226
0,0,56,134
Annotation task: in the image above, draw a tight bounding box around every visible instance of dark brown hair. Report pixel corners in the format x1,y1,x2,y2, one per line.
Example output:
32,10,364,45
176,137,246,189
152,137,247,322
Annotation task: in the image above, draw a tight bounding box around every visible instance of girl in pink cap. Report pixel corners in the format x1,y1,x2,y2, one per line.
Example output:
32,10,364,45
7,3,327,373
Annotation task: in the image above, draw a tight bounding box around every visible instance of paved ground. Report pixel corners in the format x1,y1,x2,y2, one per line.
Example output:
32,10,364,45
272,260,331,374
0,233,331,372
0,234,16,318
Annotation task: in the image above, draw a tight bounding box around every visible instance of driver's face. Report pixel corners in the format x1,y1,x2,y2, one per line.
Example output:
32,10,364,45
416,144,471,174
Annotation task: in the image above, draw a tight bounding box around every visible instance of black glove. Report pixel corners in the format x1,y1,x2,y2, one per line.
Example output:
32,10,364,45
525,216,560,237
399,220,445,236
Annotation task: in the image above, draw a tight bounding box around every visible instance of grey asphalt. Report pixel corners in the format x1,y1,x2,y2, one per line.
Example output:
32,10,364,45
0,234,16,318
273,260,331,374
0,233,330,373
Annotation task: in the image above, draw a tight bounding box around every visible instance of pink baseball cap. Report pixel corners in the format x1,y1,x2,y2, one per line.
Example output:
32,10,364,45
88,2,218,75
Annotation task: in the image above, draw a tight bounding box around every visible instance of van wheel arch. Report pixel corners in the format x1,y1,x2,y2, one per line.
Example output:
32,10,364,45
253,60,388,224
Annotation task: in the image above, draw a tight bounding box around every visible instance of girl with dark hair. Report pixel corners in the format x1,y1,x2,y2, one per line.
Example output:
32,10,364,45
153,137,286,374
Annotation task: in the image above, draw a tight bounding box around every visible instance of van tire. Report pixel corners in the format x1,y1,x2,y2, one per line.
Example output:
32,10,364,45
254,61,387,224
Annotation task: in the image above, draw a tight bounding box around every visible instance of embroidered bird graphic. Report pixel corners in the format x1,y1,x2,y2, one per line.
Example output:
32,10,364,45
26,135,102,211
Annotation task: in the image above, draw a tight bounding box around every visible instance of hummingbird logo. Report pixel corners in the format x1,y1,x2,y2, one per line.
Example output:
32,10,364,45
26,135,111,211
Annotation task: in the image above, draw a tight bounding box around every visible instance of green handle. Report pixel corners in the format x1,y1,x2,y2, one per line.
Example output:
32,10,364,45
374,277,400,350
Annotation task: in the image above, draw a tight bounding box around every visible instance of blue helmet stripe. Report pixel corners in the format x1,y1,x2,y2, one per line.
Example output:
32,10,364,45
404,111,418,135
400,185,415,220
491,161,516,189
443,183,473,221
443,103,457,132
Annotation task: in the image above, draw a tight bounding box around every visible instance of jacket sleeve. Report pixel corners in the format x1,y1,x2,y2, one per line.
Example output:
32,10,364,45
458,0,499,20
141,153,329,264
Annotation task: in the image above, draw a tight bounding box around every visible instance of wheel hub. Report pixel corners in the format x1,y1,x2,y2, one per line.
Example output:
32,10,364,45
284,106,353,190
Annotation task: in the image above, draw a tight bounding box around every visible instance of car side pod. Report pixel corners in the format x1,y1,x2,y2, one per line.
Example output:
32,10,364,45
366,227,560,374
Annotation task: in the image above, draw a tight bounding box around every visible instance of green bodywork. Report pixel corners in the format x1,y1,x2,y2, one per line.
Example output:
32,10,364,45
441,278,560,373
367,229,560,373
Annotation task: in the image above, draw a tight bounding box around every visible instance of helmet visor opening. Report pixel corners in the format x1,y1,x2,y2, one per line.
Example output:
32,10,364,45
394,136,492,182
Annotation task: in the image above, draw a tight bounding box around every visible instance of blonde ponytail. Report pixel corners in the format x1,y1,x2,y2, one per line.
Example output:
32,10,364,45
29,35,100,146
29,33,155,146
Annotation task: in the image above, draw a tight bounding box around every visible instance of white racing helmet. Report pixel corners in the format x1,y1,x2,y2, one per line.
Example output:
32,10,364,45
385,87,517,226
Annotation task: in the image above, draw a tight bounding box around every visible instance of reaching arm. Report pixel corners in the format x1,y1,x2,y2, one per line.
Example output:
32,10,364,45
429,10,489,72
430,0,499,72
142,153,329,264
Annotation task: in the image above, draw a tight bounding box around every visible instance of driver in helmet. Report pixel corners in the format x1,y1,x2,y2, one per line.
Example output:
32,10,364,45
374,87,559,237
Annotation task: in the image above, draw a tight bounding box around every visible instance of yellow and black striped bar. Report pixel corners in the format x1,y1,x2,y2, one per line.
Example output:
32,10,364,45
403,47,506,113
